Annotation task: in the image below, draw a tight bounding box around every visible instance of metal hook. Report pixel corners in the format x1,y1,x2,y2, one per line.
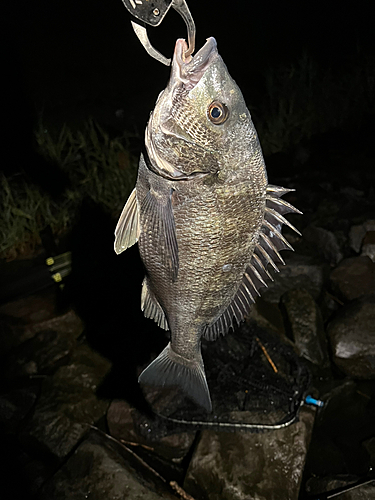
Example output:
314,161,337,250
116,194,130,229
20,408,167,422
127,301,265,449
122,0,196,66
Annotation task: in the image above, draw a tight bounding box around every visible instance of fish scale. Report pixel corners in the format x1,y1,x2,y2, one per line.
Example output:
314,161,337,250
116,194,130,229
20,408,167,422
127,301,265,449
114,37,301,412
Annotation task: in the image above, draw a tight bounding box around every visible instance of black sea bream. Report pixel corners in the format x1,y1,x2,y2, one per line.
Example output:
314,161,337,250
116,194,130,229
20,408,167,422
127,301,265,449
115,37,300,412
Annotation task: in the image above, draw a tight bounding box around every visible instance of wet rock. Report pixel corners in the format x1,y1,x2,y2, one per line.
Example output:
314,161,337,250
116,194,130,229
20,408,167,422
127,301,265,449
303,225,344,266
20,343,111,460
329,256,375,302
319,289,343,322
341,481,375,499
305,474,375,498
39,430,179,499
280,288,329,366
247,298,287,337
0,290,58,353
107,399,196,462
363,437,375,465
349,220,375,254
327,296,375,378
305,379,374,479
0,385,39,432
0,303,83,358
3,328,76,381
261,253,328,304
0,289,57,324
22,308,84,342
362,230,375,262
183,406,315,500
2,308,83,381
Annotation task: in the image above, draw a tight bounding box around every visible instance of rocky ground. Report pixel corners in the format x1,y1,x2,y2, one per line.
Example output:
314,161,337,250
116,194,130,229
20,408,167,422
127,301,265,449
0,132,374,499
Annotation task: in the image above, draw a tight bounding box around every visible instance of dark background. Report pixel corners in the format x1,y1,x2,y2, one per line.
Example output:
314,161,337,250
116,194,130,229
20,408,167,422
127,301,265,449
3,0,375,167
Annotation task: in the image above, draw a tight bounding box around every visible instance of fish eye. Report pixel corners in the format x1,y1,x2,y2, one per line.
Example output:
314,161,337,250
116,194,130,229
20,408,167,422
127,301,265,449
207,101,229,125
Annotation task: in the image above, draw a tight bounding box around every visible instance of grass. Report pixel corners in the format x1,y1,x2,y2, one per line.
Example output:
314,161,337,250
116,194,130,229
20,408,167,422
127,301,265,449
0,119,138,259
253,50,374,156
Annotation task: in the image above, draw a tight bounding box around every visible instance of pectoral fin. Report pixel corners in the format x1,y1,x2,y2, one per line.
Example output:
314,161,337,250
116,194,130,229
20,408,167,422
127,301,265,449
114,188,140,254
141,188,179,281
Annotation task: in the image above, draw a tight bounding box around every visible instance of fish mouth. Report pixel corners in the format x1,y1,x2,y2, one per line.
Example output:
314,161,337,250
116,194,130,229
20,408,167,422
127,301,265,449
172,37,218,90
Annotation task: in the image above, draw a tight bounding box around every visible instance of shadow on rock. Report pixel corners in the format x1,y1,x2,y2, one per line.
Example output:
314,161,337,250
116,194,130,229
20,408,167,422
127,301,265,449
64,198,166,412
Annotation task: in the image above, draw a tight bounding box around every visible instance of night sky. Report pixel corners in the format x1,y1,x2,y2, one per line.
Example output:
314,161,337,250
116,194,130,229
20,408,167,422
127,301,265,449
4,0,374,145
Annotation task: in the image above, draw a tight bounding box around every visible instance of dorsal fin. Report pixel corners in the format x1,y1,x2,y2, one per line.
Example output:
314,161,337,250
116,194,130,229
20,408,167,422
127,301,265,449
114,188,140,254
141,277,169,330
203,184,301,342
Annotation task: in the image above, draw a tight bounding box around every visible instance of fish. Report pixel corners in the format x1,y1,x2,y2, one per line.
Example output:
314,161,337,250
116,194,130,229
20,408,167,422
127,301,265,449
114,37,301,413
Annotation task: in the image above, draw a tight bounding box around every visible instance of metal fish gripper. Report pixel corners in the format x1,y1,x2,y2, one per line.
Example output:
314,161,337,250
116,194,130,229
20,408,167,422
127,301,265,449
121,0,196,66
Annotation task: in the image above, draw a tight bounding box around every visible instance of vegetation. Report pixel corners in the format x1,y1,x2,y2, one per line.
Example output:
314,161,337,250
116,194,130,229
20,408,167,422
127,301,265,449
0,119,138,259
253,50,374,156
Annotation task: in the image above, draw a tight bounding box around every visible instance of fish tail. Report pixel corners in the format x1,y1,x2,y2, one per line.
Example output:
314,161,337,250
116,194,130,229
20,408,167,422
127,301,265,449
138,342,212,412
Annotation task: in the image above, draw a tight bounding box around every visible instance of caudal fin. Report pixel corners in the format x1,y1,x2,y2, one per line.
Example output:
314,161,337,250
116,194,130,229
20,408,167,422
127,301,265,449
138,343,212,412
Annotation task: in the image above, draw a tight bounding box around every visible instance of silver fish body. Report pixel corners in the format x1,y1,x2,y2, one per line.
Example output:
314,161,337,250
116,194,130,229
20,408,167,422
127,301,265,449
115,37,301,412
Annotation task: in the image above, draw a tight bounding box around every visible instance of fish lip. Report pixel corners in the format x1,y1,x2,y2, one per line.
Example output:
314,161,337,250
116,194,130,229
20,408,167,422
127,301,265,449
173,37,218,89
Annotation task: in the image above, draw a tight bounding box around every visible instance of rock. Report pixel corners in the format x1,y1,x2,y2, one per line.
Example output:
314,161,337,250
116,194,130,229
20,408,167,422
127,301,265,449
247,298,287,337
2,308,83,381
362,230,375,262
303,225,344,266
0,385,39,432
305,474,375,498
22,308,84,343
329,256,375,302
183,406,315,500
319,290,342,323
363,437,375,465
340,482,375,499
327,296,375,378
261,253,328,304
304,379,374,480
3,328,77,381
0,289,57,324
0,300,83,356
38,430,179,499
107,399,196,462
20,343,111,460
349,220,375,254
0,290,58,353
280,288,329,366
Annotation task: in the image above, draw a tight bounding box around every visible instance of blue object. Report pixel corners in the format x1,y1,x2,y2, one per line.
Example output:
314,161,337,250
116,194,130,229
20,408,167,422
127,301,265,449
305,395,324,407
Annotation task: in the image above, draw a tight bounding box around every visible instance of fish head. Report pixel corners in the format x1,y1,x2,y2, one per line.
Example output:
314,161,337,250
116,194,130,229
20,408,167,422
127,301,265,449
146,37,265,180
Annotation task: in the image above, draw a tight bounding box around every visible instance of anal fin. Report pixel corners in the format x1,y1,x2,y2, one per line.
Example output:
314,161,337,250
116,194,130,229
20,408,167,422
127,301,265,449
203,273,256,341
141,277,169,330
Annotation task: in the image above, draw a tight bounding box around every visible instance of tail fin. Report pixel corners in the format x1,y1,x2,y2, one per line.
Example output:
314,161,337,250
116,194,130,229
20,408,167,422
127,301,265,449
138,343,212,412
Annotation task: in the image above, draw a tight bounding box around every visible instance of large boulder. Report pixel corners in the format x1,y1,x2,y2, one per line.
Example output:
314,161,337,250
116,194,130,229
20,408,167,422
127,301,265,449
183,407,315,500
327,296,375,378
